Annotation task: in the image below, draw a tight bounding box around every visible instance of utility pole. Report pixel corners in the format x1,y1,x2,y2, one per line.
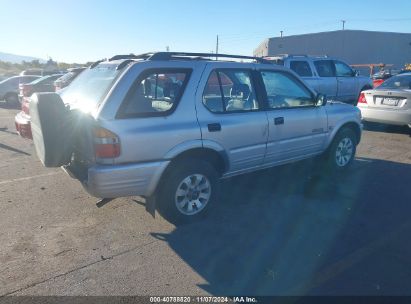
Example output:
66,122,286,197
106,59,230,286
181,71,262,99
216,35,219,60
341,20,346,30
280,30,283,38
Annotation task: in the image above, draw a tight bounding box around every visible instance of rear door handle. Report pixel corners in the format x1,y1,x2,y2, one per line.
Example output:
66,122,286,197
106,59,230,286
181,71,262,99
274,117,284,125
208,123,221,132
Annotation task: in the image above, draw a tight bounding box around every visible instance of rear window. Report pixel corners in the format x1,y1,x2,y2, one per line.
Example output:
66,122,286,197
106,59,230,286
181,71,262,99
60,64,121,112
21,76,41,83
30,75,62,85
378,74,411,90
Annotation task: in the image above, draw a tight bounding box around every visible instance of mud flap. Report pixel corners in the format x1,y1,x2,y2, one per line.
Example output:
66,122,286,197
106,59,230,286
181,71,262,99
145,196,156,218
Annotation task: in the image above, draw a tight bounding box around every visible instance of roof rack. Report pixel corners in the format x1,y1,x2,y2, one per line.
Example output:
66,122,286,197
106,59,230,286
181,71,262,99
265,54,329,59
147,52,271,63
107,52,271,64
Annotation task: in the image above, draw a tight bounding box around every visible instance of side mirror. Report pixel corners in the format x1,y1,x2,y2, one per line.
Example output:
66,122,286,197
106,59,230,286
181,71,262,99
316,94,327,106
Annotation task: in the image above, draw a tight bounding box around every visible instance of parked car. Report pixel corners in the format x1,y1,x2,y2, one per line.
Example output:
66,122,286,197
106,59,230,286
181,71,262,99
0,75,41,106
19,74,63,101
357,72,411,128
54,67,86,91
264,55,373,105
15,74,63,139
371,70,401,88
30,52,362,224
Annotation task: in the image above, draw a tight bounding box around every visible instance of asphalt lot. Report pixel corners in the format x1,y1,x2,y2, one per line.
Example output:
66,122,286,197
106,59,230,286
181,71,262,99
0,104,411,296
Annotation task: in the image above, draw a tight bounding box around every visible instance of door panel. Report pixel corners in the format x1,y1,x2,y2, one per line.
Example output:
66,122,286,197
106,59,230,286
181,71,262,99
334,60,358,102
258,69,328,165
313,60,337,99
196,64,269,173
265,107,327,163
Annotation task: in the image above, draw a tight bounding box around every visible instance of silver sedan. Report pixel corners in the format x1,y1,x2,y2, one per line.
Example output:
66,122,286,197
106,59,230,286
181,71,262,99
357,72,411,128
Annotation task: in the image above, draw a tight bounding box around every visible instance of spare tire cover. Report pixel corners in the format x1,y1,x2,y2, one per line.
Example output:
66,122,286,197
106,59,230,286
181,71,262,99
30,93,74,167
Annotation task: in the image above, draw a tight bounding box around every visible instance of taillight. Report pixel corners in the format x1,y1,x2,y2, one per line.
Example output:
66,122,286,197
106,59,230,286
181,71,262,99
22,99,30,115
93,127,120,158
358,92,367,104
22,85,33,97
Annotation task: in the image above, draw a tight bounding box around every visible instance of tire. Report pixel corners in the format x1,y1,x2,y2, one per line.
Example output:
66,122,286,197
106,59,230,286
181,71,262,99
30,92,73,167
157,159,220,225
324,128,357,172
5,93,19,107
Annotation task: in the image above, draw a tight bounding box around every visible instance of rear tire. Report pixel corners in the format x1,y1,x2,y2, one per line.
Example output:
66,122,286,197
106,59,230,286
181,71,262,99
324,128,357,173
157,159,219,225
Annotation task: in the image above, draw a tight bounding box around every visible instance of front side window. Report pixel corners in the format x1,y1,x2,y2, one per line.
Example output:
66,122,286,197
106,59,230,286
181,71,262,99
290,61,312,77
202,69,259,113
334,61,354,77
314,60,335,77
261,71,314,109
120,70,190,116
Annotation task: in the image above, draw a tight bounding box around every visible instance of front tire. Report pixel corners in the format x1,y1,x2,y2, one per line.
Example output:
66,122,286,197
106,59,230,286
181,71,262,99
157,159,219,225
325,128,357,172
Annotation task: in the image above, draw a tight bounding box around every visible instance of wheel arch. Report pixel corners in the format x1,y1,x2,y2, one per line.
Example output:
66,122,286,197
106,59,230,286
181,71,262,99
327,121,362,149
166,147,228,176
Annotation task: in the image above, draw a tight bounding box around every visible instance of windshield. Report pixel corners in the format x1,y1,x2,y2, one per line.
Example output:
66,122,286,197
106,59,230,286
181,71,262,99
378,74,411,90
60,64,121,112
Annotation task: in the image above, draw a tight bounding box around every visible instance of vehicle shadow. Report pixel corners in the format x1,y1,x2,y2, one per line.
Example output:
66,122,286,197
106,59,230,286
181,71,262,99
363,121,410,136
151,158,411,295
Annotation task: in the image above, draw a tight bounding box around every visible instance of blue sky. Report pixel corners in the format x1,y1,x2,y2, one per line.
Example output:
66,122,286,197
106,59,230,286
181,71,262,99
1,0,411,63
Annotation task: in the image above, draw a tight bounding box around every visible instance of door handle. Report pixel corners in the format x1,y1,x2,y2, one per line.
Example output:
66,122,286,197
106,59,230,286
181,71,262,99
208,123,221,132
274,117,284,125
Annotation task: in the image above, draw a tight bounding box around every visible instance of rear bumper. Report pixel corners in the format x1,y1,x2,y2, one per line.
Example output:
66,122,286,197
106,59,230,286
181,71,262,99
14,111,32,139
64,160,170,198
359,106,411,126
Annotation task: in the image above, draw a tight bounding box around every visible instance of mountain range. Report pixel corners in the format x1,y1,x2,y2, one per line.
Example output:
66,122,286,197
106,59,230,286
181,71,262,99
0,51,45,63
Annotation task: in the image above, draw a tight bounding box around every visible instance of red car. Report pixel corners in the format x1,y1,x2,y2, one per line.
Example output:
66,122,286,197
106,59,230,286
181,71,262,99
14,74,63,139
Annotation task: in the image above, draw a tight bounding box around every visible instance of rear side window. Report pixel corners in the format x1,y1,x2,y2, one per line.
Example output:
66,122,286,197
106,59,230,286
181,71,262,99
290,61,312,77
314,60,335,77
119,69,191,117
202,69,259,113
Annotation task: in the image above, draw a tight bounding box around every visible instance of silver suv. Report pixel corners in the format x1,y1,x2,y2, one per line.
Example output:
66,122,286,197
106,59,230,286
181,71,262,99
265,55,373,104
30,52,362,223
